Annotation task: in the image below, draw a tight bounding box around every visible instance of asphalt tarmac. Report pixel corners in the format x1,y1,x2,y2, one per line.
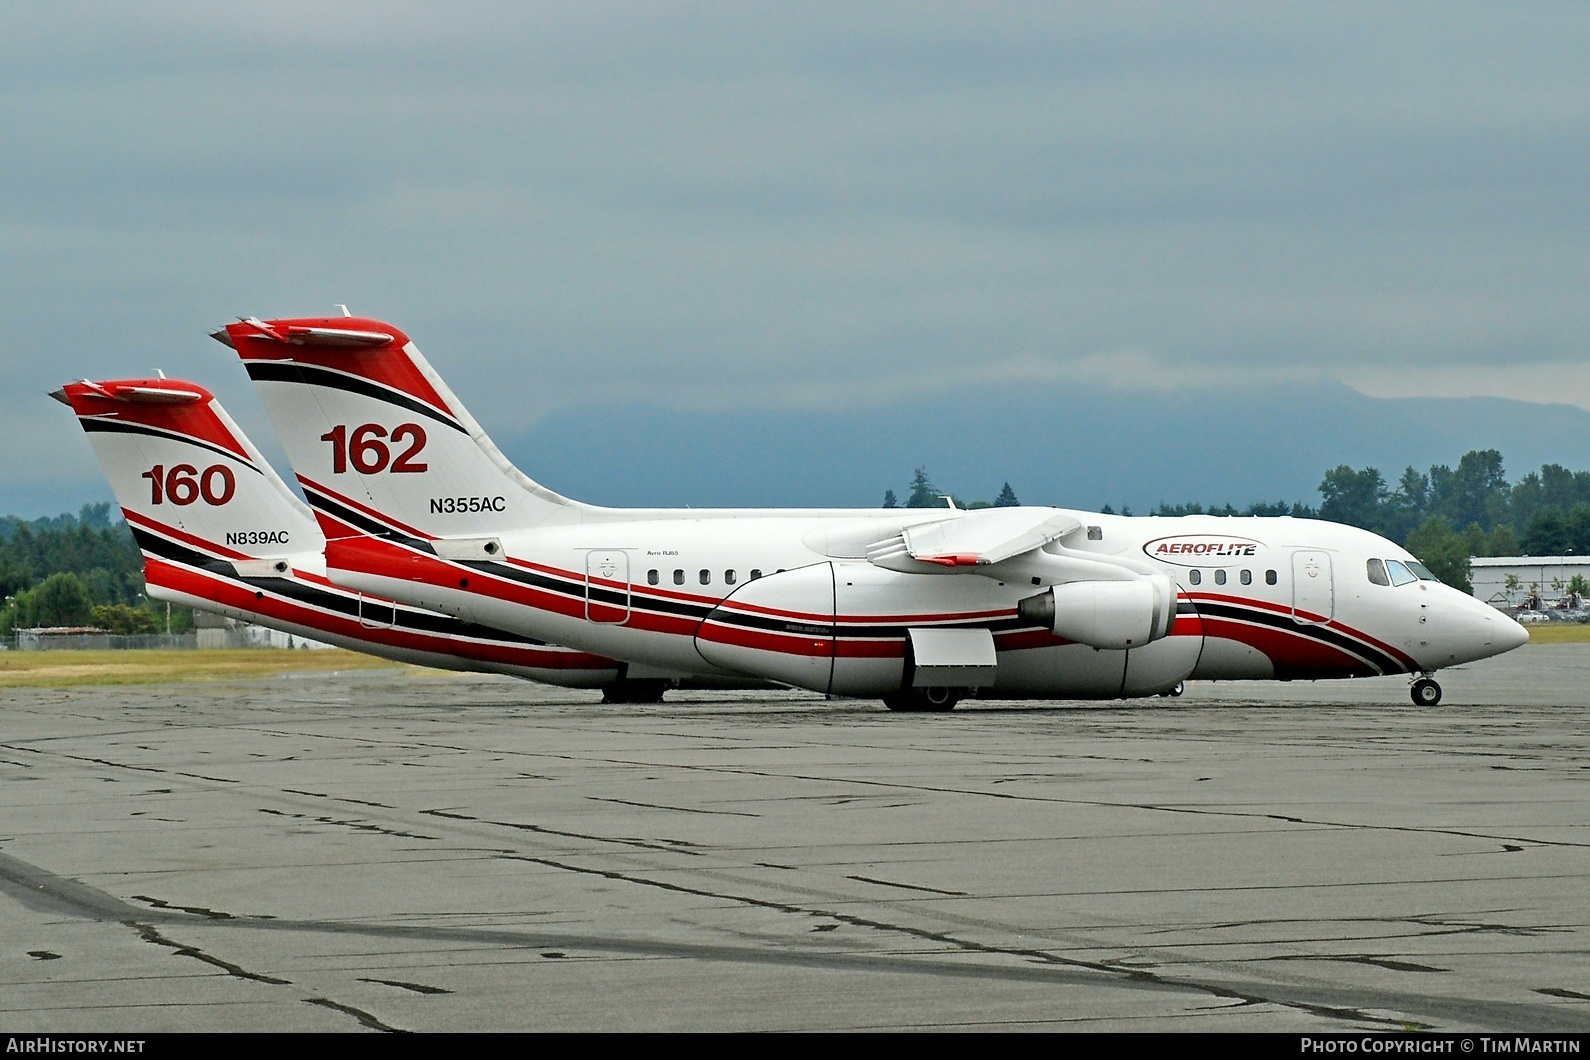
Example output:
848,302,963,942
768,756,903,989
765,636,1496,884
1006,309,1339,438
1,644,1586,1032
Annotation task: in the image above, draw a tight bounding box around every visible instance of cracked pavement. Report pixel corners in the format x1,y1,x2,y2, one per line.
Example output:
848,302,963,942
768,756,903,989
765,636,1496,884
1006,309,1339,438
0,645,1586,1031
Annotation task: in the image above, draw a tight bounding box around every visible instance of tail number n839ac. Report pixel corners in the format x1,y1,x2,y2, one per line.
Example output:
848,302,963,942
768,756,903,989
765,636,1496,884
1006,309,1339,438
320,423,428,474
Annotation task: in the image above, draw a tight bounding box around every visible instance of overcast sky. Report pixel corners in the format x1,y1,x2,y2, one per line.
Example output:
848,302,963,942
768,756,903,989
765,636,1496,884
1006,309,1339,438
4,2,1586,515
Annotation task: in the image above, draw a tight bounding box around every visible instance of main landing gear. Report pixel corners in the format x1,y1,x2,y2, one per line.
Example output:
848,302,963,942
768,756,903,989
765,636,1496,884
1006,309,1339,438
1410,674,1442,707
882,687,961,712
601,678,669,704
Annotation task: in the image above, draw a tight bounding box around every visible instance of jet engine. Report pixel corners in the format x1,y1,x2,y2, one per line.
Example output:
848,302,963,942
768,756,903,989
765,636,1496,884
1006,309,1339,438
1017,575,1177,650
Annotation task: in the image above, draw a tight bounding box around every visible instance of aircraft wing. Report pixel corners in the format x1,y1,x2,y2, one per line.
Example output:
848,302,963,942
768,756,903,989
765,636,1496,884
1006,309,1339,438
867,508,1082,572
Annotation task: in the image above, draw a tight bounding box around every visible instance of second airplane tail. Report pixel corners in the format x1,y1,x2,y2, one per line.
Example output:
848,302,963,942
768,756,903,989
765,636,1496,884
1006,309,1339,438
54,377,322,570
55,375,622,686
217,315,577,543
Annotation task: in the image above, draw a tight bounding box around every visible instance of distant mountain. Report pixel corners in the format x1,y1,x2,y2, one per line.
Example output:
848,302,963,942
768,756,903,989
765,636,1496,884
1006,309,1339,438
501,380,1590,512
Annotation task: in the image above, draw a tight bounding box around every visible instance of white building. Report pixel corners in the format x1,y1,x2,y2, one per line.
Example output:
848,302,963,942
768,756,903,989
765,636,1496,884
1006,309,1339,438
192,610,333,650
1470,556,1590,610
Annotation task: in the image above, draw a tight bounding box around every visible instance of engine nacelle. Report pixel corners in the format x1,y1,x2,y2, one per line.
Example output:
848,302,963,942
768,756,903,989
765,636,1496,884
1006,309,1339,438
1018,576,1176,650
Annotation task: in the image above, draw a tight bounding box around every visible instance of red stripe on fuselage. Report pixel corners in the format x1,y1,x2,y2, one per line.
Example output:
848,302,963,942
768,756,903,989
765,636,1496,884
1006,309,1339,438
124,508,249,561
1185,591,1417,671
145,559,613,671
298,475,436,541
1196,614,1381,677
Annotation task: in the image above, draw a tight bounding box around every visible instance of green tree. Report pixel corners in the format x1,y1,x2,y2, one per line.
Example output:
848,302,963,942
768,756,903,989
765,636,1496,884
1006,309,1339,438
31,572,93,627
993,483,1019,508
1568,505,1590,554
1481,524,1518,558
881,489,898,509
90,603,161,635
1318,466,1388,530
905,467,941,508
1452,449,1509,528
1521,508,1570,556
1405,517,1472,593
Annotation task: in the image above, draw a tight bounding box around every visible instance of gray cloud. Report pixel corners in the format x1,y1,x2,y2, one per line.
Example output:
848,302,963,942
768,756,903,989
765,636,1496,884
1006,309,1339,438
3,2,1586,513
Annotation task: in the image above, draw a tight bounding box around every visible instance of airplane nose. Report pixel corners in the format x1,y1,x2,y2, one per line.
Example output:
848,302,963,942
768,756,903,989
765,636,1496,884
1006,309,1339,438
1498,612,1530,652
1449,597,1528,664
1417,589,1530,668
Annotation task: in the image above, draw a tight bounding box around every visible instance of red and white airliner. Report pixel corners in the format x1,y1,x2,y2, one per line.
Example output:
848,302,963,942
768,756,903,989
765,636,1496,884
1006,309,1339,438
219,313,1528,710
55,376,622,687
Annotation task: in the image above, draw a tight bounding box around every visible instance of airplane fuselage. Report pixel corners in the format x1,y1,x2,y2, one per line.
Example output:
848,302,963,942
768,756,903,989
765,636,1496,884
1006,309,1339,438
221,313,1528,709
321,503,1517,701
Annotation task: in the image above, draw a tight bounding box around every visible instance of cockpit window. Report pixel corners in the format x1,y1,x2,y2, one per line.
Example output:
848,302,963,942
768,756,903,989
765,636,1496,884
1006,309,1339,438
1366,558,1390,586
1406,560,1439,582
1385,559,1418,586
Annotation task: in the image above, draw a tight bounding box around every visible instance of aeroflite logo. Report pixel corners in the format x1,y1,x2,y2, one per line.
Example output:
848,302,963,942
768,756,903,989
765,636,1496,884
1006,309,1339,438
1144,534,1264,565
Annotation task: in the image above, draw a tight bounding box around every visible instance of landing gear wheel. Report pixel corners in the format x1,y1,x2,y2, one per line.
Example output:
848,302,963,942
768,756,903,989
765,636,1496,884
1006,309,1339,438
1166,681,1185,698
601,679,669,705
882,687,962,713
1410,677,1442,707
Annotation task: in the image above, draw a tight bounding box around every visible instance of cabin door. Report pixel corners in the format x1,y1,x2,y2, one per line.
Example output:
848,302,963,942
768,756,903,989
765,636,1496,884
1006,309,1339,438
585,550,631,624
1291,550,1334,624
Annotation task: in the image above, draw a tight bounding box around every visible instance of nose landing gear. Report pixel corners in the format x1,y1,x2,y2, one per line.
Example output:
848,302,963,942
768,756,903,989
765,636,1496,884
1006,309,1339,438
1410,675,1442,707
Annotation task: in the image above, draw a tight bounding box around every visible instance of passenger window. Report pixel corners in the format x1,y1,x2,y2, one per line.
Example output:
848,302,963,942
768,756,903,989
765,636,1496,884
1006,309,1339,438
1265,569,1277,585
1214,569,1227,585
1240,569,1252,585
673,569,685,586
725,570,737,585
750,569,763,580
1385,560,1417,586
647,569,659,586
1188,570,1202,585
1086,526,1103,541
1366,558,1390,586
699,569,712,585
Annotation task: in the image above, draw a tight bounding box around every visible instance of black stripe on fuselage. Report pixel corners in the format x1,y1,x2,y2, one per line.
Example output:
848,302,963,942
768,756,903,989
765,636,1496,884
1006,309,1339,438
300,483,423,543
456,559,717,621
80,418,263,473
132,524,548,646
244,361,467,433
448,554,1042,640
461,553,1032,641
131,525,235,575
1194,598,1404,675
136,546,556,654
238,572,549,645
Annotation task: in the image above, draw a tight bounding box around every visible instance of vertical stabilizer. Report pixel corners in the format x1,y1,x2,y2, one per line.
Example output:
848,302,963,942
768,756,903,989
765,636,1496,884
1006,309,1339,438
221,316,577,542
56,378,322,565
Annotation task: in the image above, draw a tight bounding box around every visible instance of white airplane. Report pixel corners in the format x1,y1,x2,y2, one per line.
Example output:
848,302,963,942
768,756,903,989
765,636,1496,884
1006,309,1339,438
54,375,623,686
218,313,1529,710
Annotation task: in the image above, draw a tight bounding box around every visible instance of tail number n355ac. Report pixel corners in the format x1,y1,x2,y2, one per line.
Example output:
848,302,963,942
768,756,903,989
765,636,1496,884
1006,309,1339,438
430,496,507,514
